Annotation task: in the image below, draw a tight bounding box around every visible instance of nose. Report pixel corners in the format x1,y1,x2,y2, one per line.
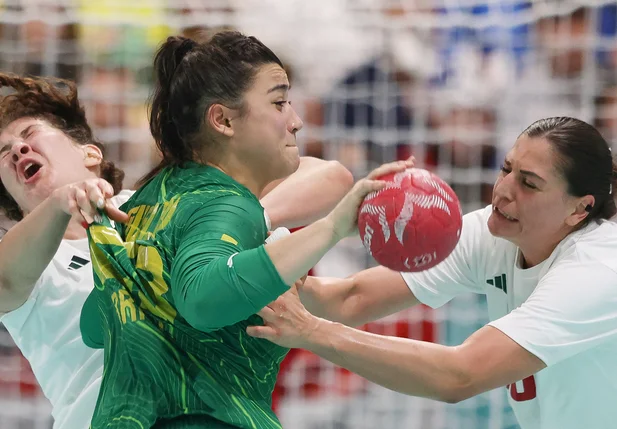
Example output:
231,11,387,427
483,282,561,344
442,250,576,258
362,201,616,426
288,106,304,135
493,173,515,204
11,142,30,163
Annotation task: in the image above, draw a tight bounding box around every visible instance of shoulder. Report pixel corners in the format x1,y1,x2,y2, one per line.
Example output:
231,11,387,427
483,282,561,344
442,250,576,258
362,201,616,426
562,220,617,273
541,224,617,294
178,193,262,214
174,194,267,237
111,189,135,208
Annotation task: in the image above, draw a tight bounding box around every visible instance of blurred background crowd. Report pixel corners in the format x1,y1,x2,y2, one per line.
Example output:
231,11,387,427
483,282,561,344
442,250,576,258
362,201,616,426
0,1,615,428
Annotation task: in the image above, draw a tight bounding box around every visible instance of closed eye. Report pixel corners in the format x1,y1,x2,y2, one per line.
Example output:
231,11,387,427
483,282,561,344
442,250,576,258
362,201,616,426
20,125,36,140
501,165,538,189
0,145,11,159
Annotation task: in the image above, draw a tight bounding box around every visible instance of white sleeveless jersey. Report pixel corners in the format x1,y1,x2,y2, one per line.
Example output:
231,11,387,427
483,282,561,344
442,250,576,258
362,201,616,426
0,190,134,429
402,206,617,429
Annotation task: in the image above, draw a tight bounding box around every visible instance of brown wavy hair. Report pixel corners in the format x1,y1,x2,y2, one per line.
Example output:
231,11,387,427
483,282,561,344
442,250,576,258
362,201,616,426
0,73,124,221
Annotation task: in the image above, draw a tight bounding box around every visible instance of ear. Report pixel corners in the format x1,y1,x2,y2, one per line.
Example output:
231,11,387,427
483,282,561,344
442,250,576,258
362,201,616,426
82,145,103,168
565,195,595,227
206,104,236,138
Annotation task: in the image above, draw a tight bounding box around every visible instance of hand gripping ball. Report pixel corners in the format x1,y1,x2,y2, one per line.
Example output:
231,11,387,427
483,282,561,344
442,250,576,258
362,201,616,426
358,168,463,272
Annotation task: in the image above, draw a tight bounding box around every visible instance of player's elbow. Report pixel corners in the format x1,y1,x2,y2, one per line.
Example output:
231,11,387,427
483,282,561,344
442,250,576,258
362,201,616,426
324,160,354,193
439,384,474,404
0,277,33,313
178,299,216,332
302,276,368,327
337,292,371,327
435,378,475,404
437,353,478,404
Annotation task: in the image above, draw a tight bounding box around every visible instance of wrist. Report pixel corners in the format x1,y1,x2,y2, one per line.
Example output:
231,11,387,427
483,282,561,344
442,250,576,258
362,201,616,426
304,317,338,352
47,189,72,220
315,216,341,247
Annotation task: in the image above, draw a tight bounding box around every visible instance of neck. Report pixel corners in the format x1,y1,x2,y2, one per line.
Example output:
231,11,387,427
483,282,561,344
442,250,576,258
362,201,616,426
206,156,270,198
519,250,549,269
519,229,570,268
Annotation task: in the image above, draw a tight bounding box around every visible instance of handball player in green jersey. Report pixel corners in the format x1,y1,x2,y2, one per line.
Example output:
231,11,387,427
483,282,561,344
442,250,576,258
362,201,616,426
79,31,414,429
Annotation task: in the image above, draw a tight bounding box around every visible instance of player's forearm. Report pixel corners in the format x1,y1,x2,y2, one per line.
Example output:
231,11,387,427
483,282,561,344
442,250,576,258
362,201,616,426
177,221,343,330
304,319,469,403
260,159,353,229
300,267,420,327
264,218,339,285
299,276,357,324
0,195,70,310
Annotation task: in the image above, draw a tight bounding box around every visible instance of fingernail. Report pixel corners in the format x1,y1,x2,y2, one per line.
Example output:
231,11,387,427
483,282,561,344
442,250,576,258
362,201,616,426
81,221,89,229
97,198,105,209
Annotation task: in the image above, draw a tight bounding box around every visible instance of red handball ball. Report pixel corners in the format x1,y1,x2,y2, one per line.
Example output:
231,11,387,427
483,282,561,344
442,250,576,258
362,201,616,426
358,168,463,272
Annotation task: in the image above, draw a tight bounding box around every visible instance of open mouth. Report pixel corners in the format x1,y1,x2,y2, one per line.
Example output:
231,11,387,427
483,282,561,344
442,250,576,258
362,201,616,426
493,206,517,222
21,161,42,182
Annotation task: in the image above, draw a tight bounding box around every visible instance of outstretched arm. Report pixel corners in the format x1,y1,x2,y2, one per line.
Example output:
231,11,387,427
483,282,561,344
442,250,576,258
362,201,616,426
0,196,71,312
0,179,127,313
299,267,420,326
260,157,353,229
172,160,413,331
247,287,545,403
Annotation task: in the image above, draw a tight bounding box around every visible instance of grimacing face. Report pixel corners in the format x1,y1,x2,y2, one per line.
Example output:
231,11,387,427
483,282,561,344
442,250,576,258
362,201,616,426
0,117,102,215
227,63,303,185
487,135,592,264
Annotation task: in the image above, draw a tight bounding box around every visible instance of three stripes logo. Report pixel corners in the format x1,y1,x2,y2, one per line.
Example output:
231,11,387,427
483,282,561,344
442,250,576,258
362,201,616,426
487,273,507,294
68,255,90,271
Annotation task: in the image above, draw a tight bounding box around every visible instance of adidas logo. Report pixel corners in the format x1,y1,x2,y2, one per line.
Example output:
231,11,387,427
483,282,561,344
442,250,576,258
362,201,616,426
68,255,90,271
487,273,507,294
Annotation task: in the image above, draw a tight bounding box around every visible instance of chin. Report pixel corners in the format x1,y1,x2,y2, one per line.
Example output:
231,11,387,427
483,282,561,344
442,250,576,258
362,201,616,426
290,154,301,172
487,212,506,237
282,150,300,173
487,213,519,242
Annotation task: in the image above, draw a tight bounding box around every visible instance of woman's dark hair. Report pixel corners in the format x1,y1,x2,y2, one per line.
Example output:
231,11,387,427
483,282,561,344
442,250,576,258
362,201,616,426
142,31,284,185
0,73,124,221
521,116,617,225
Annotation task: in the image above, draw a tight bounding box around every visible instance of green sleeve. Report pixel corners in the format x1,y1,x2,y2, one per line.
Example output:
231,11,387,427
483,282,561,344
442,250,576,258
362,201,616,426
170,195,289,332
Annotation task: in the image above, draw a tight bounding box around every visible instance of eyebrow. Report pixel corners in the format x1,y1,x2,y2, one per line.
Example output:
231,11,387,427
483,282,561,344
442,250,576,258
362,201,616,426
267,83,290,94
519,170,546,183
504,160,546,182
20,125,35,139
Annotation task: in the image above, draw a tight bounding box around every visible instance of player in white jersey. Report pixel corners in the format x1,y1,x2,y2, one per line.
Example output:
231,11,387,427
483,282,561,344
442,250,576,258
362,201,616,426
248,116,617,429
0,73,354,429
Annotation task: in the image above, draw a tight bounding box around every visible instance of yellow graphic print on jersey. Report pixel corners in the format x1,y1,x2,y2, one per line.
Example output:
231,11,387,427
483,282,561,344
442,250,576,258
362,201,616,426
88,195,180,325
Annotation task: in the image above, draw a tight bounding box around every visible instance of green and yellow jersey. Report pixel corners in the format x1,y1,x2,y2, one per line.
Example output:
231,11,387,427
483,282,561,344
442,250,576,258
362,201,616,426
80,162,290,429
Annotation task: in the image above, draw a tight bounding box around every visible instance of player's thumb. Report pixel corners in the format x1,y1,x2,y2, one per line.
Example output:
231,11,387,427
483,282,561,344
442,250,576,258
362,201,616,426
354,179,387,201
105,205,129,224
